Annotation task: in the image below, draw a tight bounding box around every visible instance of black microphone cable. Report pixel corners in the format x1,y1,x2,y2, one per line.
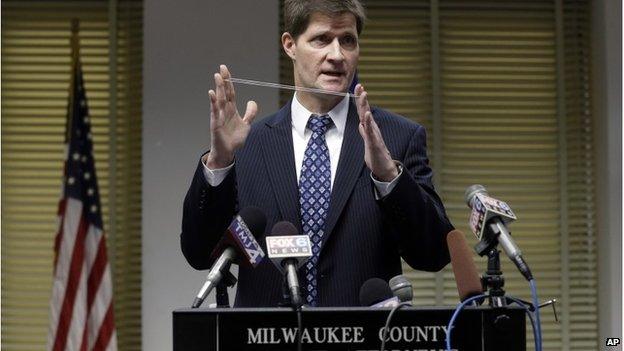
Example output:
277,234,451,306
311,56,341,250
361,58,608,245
282,280,304,351
379,301,411,351
296,306,303,351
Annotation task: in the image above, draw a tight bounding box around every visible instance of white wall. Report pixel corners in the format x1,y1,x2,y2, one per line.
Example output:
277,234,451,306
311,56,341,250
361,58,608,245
592,0,623,343
142,1,279,349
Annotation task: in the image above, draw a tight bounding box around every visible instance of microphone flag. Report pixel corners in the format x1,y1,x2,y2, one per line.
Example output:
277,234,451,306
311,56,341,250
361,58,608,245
468,193,517,240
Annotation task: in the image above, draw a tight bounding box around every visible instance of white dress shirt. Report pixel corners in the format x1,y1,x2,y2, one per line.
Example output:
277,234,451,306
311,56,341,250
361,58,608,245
202,93,401,197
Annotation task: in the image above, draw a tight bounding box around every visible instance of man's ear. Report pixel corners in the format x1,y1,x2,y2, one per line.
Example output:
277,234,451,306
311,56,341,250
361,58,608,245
281,32,296,60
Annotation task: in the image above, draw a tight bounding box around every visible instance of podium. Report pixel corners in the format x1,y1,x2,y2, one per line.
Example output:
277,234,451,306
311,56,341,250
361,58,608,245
173,306,526,350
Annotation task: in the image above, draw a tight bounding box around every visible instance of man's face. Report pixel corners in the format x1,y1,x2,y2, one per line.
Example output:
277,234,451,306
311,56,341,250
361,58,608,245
283,12,359,94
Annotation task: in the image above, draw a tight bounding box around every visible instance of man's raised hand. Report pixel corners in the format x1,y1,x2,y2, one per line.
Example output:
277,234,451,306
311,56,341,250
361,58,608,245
205,64,258,169
354,84,398,182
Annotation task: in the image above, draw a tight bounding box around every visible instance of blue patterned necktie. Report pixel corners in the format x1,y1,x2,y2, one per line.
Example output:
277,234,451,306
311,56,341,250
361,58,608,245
299,114,333,306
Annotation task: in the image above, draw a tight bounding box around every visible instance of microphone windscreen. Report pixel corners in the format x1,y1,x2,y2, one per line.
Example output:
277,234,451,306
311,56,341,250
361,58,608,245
269,221,298,236
464,184,487,207
389,275,413,303
447,230,483,301
359,278,393,307
238,206,267,239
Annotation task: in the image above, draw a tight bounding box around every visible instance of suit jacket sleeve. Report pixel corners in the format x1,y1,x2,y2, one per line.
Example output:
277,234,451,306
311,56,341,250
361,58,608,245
379,125,453,272
180,157,237,270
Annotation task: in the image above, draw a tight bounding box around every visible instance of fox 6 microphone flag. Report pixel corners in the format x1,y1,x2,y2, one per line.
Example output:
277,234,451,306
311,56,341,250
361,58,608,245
47,45,118,351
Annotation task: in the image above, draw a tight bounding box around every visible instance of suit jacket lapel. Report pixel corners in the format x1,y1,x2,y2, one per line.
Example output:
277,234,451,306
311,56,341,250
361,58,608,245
260,103,303,232
321,100,365,249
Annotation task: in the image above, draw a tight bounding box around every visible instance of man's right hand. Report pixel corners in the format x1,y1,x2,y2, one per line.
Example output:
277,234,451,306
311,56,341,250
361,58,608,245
205,64,258,169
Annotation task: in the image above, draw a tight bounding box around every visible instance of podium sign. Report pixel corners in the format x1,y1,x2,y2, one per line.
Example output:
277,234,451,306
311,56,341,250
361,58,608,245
173,306,525,351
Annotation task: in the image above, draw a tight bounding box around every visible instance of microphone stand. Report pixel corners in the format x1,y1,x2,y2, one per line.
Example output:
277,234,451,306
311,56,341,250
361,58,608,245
277,273,304,351
474,220,507,308
475,226,507,308
474,230,518,341
481,249,507,308
215,270,237,308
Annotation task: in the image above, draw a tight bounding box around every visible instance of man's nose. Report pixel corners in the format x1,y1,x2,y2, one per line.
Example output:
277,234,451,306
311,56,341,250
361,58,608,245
326,38,344,61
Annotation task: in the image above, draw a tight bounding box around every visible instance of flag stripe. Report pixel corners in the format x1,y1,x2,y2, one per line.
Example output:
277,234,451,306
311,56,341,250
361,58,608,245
55,199,84,290
52,210,89,351
80,324,89,351
53,198,68,274
89,278,112,350
87,234,107,310
85,226,104,273
67,267,87,350
92,303,115,351
106,331,118,351
48,198,83,349
88,268,113,350
84,238,111,351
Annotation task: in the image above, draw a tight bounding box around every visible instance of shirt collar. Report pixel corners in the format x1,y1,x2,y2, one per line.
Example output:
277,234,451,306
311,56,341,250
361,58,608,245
291,92,349,139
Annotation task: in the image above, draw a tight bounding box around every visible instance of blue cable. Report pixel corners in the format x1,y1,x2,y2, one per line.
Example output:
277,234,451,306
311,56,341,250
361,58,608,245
445,294,488,351
506,296,538,351
529,279,542,351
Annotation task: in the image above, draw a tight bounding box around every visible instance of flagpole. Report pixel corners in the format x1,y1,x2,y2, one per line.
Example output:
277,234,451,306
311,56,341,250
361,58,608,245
107,0,118,281
66,19,80,143
50,18,119,351
71,18,80,61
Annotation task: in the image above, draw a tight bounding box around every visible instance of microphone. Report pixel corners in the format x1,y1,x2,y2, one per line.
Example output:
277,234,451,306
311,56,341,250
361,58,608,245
464,185,533,281
446,230,483,302
265,221,312,308
359,278,400,307
389,275,413,304
192,207,267,308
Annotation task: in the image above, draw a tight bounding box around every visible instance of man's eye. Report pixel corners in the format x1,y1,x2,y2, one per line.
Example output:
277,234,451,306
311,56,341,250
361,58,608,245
341,36,358,47
312,36,328,44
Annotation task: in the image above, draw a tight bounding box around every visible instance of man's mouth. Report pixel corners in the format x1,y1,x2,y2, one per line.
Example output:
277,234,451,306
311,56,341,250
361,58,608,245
321,70,345,77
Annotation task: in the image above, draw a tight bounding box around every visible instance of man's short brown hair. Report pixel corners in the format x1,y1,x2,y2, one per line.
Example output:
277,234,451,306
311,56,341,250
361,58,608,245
284,0,366,39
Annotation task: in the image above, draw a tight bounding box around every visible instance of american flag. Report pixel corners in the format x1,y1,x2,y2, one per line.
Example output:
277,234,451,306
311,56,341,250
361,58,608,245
47,56,118,351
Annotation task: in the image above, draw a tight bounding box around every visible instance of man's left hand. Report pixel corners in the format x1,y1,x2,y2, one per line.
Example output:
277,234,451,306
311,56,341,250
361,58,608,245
354,84,399,182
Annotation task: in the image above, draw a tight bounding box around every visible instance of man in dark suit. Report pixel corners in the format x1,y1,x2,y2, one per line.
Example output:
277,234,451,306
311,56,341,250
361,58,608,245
181,0,454,307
